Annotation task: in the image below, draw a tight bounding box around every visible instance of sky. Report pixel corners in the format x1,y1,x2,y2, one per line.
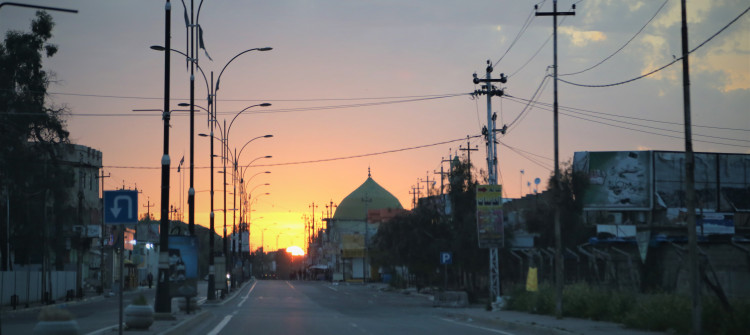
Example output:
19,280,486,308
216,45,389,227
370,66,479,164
2,0,748,252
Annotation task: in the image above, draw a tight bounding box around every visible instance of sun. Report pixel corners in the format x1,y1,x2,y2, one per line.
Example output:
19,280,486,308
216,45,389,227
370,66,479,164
286,246,305,256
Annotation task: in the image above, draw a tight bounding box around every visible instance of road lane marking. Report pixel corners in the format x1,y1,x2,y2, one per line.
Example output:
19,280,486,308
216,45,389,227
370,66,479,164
207,313,236,335
439,317,518,335
237,281,258,308
326,285,338,292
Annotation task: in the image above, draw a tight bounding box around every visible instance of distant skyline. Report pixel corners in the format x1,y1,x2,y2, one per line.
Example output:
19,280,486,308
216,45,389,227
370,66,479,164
2,0,747,251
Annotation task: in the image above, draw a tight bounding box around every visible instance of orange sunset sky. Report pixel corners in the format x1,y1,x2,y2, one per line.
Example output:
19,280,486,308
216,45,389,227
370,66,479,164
3,0,747,251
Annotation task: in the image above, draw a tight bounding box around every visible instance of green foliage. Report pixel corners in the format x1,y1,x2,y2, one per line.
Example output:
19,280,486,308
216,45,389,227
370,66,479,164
561,283,634,322
1,11,71,268
38,307,75,321
622,293,691,333
372,156,488,291
505,282,750,335
132,294,149,306
524,160,590,248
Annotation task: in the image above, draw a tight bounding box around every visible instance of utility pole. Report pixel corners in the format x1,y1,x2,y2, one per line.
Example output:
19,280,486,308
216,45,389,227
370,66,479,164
421,172,434,197
361,193,372,283
458,136,479,178
679,0,700,333
410,184,423,209
536,0,575,319
472,59,507,305
97,170,110,295
309,202,317,244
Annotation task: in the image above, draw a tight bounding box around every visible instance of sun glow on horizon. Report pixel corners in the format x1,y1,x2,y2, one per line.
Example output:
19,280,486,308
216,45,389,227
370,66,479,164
286,246,305,256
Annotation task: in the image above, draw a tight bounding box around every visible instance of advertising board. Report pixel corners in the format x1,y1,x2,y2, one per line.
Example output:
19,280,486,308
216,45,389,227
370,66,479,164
476,184,504,248
574,151,652,210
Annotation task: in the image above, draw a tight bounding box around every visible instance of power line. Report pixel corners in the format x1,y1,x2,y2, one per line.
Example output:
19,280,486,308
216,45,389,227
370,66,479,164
505,95,749,132
505,70,551,133
104,135,483,170
493,5,539,67
508,3,575,78
560,5,750,87
560,0,670,76
511,94,750,148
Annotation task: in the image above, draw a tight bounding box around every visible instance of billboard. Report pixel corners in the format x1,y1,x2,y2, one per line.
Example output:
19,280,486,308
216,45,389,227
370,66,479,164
574,151,652,210
341,234,364,258
476,184,504,248
168,235,199,297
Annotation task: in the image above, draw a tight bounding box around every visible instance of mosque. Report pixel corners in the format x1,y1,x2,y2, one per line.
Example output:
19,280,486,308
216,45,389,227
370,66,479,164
319,169,406,282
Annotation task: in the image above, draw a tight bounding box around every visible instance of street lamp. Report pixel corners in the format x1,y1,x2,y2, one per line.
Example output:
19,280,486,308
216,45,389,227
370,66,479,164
155,0,172,315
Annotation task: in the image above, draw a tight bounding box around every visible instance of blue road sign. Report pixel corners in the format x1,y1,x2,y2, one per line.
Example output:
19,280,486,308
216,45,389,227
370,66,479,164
440,252,452,265
104,190,138,224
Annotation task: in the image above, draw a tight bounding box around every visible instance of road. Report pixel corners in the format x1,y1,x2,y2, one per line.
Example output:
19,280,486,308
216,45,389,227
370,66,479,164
186,280,544,335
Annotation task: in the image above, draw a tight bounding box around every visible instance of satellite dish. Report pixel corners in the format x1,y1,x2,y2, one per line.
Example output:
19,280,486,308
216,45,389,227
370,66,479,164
534,178,541,185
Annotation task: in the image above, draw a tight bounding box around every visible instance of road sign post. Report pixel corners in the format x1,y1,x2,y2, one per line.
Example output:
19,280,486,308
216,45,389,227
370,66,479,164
440,252,452,290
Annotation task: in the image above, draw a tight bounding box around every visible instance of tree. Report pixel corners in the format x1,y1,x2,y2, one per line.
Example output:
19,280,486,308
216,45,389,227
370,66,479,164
0,11,71,269
524,160,591,248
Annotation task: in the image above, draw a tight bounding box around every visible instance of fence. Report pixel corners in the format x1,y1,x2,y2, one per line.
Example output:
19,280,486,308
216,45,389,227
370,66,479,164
0,270,77,306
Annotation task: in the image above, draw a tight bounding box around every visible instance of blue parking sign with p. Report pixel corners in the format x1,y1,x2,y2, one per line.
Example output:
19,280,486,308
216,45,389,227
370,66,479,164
440,252,452,265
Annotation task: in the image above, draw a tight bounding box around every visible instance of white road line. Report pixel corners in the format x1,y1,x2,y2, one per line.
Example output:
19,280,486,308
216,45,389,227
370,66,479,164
207,313,236,335
236,281,258,308
286,281,295,290
439,317,518,335
326,285,338,292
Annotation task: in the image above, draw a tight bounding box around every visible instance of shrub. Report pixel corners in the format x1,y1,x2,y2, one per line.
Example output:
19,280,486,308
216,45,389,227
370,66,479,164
38,307,75,321
622,293,691,334
132,294,149,306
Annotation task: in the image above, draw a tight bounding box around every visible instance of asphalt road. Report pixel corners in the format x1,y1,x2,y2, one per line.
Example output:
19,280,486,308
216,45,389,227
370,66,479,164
185,280,547,335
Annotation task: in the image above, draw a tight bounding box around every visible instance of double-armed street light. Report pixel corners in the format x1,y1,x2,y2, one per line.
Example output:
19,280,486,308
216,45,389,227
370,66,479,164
153,41,271,297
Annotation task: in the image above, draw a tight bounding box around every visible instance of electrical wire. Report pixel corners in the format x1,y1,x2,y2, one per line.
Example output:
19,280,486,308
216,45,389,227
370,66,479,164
103,135,483,170
560,0,670,76
508,2,574,78
506,94,750,132
503,95,749,148
493,4,539,67
505,70,551,133
560,5,750,88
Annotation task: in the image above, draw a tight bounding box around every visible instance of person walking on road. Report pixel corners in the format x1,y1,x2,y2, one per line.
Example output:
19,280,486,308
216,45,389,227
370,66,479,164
147,272,153,289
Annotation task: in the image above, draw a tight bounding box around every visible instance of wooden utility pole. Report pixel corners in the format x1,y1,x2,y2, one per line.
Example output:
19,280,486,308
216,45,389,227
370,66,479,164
536,0,575,319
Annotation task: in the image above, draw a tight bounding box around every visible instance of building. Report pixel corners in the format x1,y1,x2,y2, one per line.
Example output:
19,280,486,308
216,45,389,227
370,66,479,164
322,170,406,281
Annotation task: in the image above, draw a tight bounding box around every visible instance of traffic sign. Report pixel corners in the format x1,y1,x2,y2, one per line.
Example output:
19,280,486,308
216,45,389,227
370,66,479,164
104,190,138,224
440,252,452,265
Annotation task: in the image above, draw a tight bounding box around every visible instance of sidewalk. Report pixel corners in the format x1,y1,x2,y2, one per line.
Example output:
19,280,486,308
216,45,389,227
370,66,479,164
448,308,665,335
365,283,664,335
1,281,248,335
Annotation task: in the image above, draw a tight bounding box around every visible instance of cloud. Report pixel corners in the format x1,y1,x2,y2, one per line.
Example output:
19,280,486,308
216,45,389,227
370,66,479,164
639,34,679,82
653,0,714,28
629,2,645,12
692,23,750,92
559,26,607,47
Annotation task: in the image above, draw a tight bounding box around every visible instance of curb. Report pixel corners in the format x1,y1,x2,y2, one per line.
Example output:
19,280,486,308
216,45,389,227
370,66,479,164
159,309,212,335
444,310,576,335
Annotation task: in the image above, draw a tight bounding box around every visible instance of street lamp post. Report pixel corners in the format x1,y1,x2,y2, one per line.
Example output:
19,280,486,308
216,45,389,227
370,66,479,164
155,0,172,315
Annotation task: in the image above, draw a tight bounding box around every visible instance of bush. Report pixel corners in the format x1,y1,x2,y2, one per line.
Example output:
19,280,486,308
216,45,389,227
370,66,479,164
131,294,149,306
622,293,691,334
38,307,75,321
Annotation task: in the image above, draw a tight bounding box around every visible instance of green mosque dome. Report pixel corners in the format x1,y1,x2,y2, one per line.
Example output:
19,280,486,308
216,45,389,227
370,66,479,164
333,172,403,221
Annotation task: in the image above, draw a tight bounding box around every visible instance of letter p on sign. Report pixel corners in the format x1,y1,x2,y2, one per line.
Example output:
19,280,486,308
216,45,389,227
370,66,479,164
440,252,452,265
